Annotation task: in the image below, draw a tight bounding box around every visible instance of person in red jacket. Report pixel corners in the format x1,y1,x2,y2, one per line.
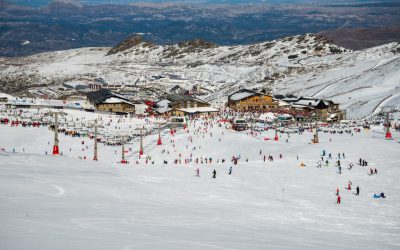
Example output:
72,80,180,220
337,195,341,204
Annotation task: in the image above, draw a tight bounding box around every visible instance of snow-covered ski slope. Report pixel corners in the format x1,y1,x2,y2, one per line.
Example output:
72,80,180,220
1,118,399,249
1,35,399,118
276,45,400,118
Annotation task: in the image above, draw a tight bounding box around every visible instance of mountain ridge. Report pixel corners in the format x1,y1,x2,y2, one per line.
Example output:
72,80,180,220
2,0,399,57
1,33,399,118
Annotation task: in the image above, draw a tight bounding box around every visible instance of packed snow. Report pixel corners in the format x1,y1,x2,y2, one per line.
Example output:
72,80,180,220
1,108,400,249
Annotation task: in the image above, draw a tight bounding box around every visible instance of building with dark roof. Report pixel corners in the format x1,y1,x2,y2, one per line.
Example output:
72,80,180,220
291,97,345,121
86,89,135,114
227,89,278,111
157,94,210,115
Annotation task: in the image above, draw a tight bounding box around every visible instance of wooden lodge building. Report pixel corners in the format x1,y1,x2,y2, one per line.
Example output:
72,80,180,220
291,97,345,122
86,89,136,114
156,94,212,116
227,89,278,111
228,89,345,122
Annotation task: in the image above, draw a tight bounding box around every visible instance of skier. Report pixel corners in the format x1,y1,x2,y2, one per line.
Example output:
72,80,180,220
337,195,341,204
212,170,216,179
336,188,339,196
228,166,232,175
356,186,360,196
338,166,342,174
374,168,378,174
195,168,200,177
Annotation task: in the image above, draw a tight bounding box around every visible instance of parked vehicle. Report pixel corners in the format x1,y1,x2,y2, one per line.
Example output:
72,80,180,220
232,118,248,131
168,116,186,127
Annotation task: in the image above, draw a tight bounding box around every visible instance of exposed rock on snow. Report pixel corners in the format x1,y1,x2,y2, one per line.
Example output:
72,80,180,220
1,34,399,118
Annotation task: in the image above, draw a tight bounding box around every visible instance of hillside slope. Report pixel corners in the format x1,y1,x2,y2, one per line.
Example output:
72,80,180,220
0,34,399,118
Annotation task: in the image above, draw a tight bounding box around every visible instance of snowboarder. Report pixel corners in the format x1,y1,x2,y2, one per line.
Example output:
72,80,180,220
348,163,353,170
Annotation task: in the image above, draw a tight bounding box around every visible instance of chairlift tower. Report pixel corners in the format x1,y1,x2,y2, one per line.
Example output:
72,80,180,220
139,127,144,156
49,111,63,155
382,106,395,140
157,122,162,145
91,120,103,161
313,122,319,143
120,134,128,164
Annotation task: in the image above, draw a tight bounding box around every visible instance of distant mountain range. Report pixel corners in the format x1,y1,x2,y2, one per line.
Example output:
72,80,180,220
1,0,400,57
8,0,400,7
